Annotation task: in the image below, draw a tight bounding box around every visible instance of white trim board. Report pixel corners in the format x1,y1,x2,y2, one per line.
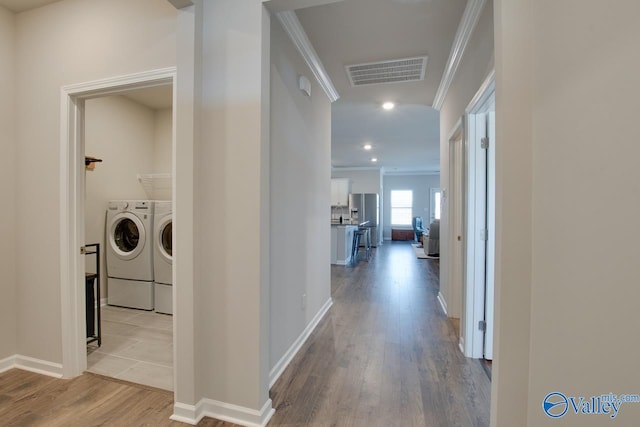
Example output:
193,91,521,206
432,0,488,110
171,398,275,427
60,67,177,380
0,355,63,378
269,297,333,387
275,11,340,102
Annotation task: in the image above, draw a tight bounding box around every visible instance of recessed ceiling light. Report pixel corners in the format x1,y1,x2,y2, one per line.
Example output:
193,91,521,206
371,157,378,163
382,102,395,110
364,144,372,150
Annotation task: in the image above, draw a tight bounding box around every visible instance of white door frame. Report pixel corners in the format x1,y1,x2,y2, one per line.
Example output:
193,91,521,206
59,68,177,378
461,70,495,358
447,119,465,325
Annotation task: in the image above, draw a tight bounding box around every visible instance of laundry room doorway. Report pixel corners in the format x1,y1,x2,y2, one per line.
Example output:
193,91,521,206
59,68,180,391
83,83,174,390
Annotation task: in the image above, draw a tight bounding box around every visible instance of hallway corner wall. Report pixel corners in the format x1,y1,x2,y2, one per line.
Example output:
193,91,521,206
0,5,17,361
193,0,272,419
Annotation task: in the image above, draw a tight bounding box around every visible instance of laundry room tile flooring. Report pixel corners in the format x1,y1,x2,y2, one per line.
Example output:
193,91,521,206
87,306,173,391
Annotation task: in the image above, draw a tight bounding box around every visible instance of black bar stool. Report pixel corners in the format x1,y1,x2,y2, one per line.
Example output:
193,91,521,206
351,227,372,263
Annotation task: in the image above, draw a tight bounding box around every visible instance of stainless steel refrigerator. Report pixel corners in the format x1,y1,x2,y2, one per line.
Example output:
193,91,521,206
348,193,379,247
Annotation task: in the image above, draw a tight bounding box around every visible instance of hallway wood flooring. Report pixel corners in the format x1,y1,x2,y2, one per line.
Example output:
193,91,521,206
0,242,490,426
269,241,490,426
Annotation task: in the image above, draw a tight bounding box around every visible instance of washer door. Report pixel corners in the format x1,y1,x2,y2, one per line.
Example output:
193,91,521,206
157,216,172,264
109,212,146,260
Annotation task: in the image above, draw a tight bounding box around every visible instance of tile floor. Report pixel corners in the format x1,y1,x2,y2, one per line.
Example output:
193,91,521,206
87,306,173,391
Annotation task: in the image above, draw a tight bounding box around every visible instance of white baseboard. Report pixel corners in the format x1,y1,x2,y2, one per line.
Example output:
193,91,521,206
437,291,448,315
335,257,351,265
172,398,274,427
269,297,333,388
0,354,63,378
100,297,107,307
0,355,15,373
459,336,465,354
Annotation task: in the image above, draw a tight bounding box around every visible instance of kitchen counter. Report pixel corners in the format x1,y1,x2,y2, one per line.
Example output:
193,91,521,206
330,225,357,265
331,220,358,226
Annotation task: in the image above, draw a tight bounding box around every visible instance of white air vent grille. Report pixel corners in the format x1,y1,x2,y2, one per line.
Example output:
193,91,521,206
346,56,428,87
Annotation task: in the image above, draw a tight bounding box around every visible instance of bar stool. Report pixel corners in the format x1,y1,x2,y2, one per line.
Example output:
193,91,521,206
351,227,372,263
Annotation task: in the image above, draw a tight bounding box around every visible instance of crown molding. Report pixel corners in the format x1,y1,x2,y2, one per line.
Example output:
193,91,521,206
275,11,340,103
432,0,487,110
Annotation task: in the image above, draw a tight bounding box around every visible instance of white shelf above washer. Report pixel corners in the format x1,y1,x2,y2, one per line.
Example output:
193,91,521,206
137,173,172,200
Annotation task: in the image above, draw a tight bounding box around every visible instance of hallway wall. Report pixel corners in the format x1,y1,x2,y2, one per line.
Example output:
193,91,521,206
270,17,332,379
0,5,17,362
439,0,494,318
13,0,176,365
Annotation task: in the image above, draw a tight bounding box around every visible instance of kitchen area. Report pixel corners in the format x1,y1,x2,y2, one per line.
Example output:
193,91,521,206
330,178,379,265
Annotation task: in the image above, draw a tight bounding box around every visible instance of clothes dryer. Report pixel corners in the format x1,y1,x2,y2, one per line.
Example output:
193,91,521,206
106,200,154,310
153,201,173,314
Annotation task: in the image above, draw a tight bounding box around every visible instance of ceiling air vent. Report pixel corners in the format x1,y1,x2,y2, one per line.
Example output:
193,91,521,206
346,56,428,87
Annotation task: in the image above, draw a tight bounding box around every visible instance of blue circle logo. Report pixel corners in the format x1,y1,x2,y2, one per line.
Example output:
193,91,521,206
543,392,569,418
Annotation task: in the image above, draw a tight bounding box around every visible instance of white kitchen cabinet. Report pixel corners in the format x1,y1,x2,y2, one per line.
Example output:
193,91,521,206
331,178,351,206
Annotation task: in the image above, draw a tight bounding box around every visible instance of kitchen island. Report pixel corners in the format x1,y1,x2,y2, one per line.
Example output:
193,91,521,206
330,223,358,265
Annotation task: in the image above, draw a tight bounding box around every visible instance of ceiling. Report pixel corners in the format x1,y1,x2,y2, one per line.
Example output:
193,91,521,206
0,0,60,13
2,0,465,173
296,0,466,172
122,85,173,111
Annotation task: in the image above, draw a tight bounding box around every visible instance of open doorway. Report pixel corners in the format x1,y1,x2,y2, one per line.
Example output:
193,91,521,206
83,84,174,390
59,68,176,389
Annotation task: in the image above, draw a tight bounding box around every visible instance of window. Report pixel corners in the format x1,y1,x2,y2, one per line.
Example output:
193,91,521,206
430,188,442,221
391,190,413,225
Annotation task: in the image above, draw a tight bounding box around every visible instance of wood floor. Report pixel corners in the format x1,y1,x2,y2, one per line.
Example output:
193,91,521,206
0,242,490,426
269,242,490,426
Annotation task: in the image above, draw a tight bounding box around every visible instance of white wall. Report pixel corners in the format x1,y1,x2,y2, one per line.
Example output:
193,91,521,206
153,107,173,174
331,169,381,194
195,0,271,413
382,174,440,240
0,5,17,361
438,0,493,319
270,17,331,377
525,2,640,426
84,95,168,298
491,2,640,426
13,0,176,364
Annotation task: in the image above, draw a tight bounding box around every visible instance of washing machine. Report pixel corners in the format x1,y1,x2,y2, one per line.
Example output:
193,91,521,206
106,200,155,310
153,201,173,314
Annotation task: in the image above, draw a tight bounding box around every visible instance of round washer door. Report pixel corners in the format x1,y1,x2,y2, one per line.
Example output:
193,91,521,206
109,212,146,260
157,216,172,264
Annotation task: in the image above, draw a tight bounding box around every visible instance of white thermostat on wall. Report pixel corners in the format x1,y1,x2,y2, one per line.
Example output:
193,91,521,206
299,75,311,97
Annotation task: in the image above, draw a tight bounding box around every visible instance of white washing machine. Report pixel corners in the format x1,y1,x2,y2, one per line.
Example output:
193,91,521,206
153,201,173,314
106,200,155,310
